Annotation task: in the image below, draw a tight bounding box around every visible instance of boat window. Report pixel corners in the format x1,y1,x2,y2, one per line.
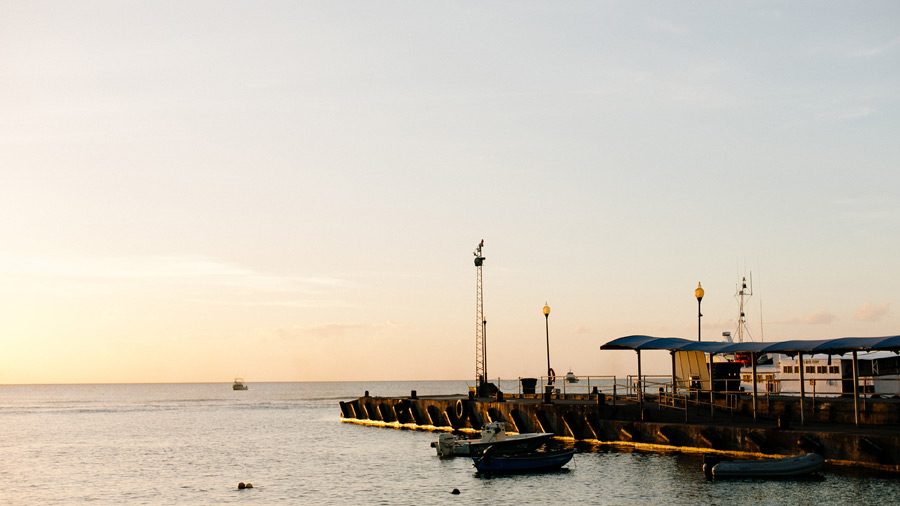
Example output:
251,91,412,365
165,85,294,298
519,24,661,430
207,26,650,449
816,366,827,374
805,366,816,374
829,366,839,374
783,366,793,374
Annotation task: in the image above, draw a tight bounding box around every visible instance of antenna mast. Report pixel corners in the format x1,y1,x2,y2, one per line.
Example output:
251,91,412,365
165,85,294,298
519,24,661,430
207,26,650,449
473,240,486,393
736,274,754,342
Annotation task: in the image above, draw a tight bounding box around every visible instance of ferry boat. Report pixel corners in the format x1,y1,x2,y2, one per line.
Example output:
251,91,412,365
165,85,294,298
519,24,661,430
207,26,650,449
739,354,842,396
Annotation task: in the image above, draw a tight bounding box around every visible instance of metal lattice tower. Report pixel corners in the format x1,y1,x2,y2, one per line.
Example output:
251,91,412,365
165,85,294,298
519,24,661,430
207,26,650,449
473,240,486,389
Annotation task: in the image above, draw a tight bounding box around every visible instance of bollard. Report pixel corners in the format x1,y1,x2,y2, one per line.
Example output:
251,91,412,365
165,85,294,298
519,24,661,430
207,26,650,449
410,390,417,399
543,385,553,404
496,390,504,402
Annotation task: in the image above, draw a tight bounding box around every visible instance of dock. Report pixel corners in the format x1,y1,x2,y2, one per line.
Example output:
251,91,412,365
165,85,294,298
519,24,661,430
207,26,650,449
340,388,900,472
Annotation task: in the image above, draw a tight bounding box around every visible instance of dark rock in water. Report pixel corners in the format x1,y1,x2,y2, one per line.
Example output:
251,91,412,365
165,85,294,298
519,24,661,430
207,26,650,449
238,482,246,489
451,488,460,495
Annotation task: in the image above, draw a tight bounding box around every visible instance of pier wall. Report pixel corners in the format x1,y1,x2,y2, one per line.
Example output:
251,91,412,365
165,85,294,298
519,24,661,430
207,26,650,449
339,393,900,472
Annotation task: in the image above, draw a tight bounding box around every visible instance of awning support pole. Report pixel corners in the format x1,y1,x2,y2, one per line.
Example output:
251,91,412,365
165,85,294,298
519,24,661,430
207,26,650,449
798,352,806,426
709,352,715,418
751,353,758,423
671,351,677,395
852,350,860,427
636,349,643,420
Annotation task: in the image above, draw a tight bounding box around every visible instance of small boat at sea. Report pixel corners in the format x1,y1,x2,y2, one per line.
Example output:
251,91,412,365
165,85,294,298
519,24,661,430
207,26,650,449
232,378,248,390
473,447,575,474
565,370,579,383
431,422,553,457
703,453,824,479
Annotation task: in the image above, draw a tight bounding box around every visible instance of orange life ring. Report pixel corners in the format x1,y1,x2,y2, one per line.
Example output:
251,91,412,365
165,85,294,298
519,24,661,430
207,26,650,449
548,368,556,385
455,399,467,419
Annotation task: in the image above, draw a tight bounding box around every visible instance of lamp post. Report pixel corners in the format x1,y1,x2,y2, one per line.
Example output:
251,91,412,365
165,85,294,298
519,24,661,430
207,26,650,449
543,302,552,385
695,282,704,342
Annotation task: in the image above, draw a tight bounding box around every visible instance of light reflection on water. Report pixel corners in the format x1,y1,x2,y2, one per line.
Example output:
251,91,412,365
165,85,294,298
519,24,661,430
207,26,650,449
1,382,897,505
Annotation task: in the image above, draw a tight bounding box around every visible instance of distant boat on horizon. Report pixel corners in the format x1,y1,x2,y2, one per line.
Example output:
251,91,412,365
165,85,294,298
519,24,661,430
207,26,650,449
232,378,248,390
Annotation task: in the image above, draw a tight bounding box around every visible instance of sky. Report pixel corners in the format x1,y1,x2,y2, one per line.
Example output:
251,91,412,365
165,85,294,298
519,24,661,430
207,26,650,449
1,1,899,384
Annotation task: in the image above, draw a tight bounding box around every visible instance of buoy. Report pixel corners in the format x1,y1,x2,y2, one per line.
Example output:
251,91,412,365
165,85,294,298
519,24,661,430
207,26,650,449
246,483,253,488
451,488,460,495
238,482,246,489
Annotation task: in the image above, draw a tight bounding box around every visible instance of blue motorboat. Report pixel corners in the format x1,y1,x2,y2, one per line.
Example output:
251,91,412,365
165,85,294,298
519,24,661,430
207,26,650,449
473,447,575,474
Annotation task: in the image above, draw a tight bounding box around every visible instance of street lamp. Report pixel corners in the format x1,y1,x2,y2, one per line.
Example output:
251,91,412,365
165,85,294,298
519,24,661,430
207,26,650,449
543,302,552,384
695,282,704,342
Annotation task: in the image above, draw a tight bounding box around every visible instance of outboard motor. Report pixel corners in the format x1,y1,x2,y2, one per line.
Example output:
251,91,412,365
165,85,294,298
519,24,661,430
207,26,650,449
432,434,459,457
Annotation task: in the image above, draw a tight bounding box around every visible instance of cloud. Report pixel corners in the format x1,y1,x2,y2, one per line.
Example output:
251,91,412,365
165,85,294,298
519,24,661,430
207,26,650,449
854,301,890,322
776,309,836,325
838,107,874,120
851,36,900,58
803,309,836,325
573,326,592,334
647,18,689,36
274,321,403,340
0,253,349,305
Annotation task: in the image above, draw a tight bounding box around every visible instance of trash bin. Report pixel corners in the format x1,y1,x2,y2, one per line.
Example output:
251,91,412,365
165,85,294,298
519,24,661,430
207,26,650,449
520,377,538,395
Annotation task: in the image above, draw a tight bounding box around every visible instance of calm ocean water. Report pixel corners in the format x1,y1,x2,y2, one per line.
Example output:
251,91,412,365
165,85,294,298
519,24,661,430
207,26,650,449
1,381,898,505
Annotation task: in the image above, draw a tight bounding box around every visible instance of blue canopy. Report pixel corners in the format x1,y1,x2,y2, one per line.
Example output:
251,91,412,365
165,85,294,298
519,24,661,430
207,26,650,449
715,342,773,354
600,335,900,355
808,337,892,355
600,335,692,350
873,335,900,351
676,341,733,353
759,340,834,355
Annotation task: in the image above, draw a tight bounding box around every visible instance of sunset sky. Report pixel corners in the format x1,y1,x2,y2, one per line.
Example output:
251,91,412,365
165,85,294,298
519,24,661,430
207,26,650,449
2,1,898,384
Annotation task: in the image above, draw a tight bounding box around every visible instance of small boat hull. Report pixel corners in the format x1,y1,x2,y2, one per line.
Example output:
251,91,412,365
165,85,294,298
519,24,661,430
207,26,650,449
432,432,553,457
431,422,554,457
707,453,824,479
473,449,575,474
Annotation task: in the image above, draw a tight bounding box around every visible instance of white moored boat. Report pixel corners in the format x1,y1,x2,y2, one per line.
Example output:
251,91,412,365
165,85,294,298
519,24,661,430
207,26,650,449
431,422,553,457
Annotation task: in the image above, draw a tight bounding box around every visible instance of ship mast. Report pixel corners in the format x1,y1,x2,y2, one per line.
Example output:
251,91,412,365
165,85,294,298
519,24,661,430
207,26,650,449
474,240,486,394
736,274,753,342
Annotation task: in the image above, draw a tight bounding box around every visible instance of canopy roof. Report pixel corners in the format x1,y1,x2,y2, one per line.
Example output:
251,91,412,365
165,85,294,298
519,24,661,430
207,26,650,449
600,335,900,356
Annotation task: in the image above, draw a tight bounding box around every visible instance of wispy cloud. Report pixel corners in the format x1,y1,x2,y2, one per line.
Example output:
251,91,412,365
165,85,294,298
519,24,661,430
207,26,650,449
838,107,875,120
851,36,900,58
273,321,403,340
804,309,836,325
854,301,891,322
776,309,836,325
647,18,689,36
0,254,349,305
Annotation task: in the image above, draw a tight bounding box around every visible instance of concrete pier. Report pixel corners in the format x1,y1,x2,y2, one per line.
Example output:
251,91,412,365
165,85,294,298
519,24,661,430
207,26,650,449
340,391,900,472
